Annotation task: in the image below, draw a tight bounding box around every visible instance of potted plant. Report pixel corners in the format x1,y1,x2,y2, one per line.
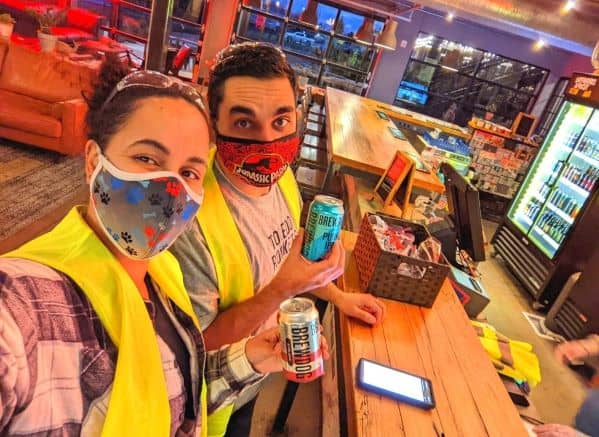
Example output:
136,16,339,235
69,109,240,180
26,7,67,52
0,13,15,40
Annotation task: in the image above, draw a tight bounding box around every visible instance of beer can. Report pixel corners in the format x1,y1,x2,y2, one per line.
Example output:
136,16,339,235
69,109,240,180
302,195,344,261
279,297,323,383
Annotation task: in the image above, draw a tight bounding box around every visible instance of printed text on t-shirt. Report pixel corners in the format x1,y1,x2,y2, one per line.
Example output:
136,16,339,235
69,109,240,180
267,215,296,270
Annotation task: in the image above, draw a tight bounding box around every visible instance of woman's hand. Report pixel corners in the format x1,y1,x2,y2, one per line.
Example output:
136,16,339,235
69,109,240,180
245,326,330,374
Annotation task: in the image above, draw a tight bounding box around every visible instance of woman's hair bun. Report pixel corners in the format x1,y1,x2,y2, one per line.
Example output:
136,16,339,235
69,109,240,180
86,54,132,112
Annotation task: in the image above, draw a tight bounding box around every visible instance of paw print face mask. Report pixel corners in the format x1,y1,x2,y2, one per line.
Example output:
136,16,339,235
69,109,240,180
89,150,203,260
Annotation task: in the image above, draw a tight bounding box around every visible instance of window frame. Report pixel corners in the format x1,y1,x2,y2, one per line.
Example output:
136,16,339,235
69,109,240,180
233,0,384,96
81,0,207,72
394,32,550,127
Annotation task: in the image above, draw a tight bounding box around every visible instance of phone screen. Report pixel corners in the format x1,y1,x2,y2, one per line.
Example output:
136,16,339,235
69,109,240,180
360,359,431,404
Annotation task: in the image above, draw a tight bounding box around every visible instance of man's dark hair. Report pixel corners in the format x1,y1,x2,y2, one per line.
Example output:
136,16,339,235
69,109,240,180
207,43,297,122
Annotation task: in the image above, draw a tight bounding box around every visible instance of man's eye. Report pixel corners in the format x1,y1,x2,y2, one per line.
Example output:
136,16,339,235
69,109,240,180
235,119,252,129
135,155,159,166
274,118,290,128
181,169,200,180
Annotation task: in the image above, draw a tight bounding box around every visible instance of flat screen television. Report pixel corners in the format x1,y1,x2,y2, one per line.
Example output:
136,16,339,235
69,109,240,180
440,163,485,262
397,81,429,106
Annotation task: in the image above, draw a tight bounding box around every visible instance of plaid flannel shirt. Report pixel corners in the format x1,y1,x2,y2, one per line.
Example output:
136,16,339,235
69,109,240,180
0,258,265,436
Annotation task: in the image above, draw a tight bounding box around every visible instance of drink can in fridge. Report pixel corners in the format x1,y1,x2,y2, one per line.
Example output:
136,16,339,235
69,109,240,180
279,297,323,383
302,195,344,261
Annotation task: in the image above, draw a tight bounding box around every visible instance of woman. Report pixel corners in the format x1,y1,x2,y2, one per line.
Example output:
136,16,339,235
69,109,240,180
0,58,315,436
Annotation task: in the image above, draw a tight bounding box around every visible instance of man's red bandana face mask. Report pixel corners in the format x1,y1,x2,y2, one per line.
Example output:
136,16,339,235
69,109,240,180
216,134,300,187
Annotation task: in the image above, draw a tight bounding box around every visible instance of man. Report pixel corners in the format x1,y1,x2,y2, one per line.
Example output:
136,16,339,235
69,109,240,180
170,42,385,437
533,335,598,437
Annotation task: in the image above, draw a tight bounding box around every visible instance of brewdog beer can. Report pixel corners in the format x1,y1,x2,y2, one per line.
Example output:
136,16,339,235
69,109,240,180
279,297,323,383
302,195,344,261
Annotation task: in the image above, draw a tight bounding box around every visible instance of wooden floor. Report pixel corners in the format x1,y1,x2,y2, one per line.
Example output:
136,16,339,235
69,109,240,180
0,186,88,254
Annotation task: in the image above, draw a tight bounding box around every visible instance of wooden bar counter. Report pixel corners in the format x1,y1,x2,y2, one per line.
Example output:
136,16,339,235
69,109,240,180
335,232,527,437
324,88,445,194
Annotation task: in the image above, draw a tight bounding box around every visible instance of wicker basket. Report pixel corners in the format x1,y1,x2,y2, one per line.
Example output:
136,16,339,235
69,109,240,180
354,212,450,307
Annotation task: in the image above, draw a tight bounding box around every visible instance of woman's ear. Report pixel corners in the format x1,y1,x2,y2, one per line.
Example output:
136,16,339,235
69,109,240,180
84,140,101,184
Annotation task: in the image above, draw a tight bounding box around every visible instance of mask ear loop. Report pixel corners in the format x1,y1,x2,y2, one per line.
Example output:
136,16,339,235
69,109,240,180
89,143,105,200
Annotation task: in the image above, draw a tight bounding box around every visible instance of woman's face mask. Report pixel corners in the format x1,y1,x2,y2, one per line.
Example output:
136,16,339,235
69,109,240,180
215,133,300,188
90,151,203,260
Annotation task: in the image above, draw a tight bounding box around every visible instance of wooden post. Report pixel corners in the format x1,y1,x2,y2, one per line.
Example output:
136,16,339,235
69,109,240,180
145,0,171,71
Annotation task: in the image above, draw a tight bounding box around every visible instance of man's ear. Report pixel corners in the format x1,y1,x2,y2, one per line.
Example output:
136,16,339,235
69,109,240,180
84,140,101,185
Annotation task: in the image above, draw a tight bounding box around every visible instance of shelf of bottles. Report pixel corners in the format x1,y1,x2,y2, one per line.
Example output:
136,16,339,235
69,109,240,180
508,102,598,259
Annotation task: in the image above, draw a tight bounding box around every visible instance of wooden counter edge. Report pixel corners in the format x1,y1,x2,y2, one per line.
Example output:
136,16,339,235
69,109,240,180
337,231,528,437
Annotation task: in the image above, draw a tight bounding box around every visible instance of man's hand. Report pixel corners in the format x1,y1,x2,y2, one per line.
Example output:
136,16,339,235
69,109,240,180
245,326,330,374
554,337,597,365
268,230,345,299
332,289,385,325
533,424,578,437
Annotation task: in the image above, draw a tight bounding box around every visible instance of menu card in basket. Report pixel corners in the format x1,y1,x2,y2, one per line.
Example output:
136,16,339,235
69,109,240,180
372,151,415,217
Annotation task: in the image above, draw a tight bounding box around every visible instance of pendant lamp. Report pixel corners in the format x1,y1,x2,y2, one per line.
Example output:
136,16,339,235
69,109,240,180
355,17,374,44
299,0,318,26
375,20,398,50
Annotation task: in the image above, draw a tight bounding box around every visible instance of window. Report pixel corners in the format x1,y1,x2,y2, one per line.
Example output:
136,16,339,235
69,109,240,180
287,53,321,84
322,64,366,94
289,0,338,31
234,0,382,95
118,4,150,39
237,9,284,44
328,38,374,71
73,0,205,72
395,33,549,127
536,77,569,139
283,24,329,58
249,0,292,18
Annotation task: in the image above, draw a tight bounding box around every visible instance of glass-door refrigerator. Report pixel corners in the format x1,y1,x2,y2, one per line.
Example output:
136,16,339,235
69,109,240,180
492,73,599,309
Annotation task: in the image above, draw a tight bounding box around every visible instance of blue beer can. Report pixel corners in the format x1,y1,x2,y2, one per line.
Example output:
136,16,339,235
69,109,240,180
302,195,344,261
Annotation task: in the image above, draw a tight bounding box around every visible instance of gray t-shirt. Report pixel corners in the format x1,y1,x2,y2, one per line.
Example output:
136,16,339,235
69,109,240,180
171,160,299,332
170,162,300,411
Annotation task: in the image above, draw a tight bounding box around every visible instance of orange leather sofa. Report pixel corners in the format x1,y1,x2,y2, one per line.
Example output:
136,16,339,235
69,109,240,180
0,40,97,155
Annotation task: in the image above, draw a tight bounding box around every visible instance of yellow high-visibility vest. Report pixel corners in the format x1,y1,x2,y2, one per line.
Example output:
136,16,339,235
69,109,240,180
473,321,541,388
197,148,301,436
4,206,208,437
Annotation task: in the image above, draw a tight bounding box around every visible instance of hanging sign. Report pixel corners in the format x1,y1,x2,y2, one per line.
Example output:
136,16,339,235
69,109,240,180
567,72,599,107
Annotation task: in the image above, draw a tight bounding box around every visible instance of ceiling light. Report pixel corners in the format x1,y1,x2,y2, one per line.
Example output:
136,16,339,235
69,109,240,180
375,20,398,50
299,0,318,26
534,39,546,50
355,17,374,44
446,12,454,22
562,0,576,13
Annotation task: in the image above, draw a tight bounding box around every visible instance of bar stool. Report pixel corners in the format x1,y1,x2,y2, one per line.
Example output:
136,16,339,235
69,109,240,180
295,165,327,200
302,134,327,150
297,146,328,170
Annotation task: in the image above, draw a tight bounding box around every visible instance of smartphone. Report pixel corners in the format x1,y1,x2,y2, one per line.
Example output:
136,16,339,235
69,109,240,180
357,358,435,409
508,391,530,407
